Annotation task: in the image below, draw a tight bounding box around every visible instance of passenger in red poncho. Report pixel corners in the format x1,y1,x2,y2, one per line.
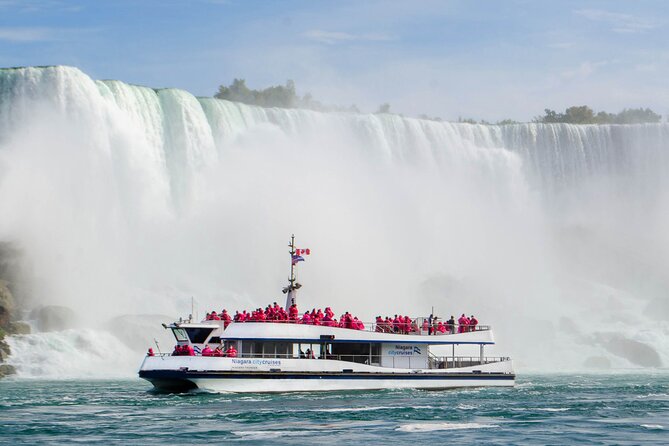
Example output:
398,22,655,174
458,314,468,333
289,304,299,322
226,345,238,358
354,317,364,330
221,309,232,328
375,316,384,332
322,314,334,327
469,315,478,332
201,345,213,356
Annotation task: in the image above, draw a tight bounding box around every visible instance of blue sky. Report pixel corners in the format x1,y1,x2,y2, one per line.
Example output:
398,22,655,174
1,0,668,121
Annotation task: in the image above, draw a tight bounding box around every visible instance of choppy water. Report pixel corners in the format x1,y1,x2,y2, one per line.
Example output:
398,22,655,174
0,374,667,444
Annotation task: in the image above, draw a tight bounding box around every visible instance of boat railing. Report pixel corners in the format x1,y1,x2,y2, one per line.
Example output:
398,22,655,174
428,355,511,369
152,352,510,368
202,318,491,335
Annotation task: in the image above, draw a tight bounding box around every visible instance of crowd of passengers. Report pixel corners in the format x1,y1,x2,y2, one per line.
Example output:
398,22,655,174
169,343,238,357
152,310,479,358
375,313,479,334
204,303,368,330
202,302,478,335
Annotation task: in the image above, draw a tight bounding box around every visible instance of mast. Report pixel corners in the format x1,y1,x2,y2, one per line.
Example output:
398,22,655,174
283,234,302,309
289,234,296,289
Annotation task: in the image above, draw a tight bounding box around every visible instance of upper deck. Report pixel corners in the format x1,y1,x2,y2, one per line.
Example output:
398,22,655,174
176,320,495,345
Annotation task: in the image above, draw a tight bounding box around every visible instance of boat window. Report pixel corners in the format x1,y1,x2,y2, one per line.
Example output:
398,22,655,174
171,328,188,342
332,343,371,364
209,336,221,344
262,342,276,357
371,344,381,365
251,341,263,358
184,327,214,344
276,342,291,358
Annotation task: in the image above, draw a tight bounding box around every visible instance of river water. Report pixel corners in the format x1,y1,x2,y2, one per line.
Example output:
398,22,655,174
1,374,666,445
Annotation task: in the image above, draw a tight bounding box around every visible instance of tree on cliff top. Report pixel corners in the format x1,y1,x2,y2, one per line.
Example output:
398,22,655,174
215,79,298,108
535,106,661,124
215,79,359,112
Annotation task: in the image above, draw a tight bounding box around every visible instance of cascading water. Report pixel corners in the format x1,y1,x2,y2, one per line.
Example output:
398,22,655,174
0,66,667,377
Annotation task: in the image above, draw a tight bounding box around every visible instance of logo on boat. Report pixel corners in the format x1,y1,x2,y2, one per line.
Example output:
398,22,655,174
231,358,281,367
387,344,423,356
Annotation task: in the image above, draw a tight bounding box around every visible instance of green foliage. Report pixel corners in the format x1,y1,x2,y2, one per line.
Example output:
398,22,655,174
215,79,359,112
215,78,297,108
455,117,520,125
496,119,519,125
615,108,662,124
457,117,478,124
564,106,595,124
535,106,662,124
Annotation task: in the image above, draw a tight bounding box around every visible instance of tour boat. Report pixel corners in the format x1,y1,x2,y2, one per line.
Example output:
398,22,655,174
139,236,515,392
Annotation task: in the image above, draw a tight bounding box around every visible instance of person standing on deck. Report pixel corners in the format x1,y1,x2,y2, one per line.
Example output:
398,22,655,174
447,316,456,334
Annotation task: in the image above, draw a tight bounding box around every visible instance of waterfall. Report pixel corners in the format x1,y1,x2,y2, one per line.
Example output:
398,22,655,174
1,65,667,375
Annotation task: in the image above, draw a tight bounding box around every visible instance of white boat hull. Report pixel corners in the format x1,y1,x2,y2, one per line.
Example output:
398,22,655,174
190,376,514,392
139,356,515,392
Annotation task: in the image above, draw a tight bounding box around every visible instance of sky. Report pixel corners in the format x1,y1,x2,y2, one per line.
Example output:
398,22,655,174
0,0,668,121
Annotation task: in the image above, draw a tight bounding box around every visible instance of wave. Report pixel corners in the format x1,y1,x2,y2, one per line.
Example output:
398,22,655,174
232,430,310,440
640,424,664,430
396,422,499,432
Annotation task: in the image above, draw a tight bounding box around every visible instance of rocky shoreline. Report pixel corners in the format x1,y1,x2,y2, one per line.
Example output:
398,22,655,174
0,280,20,377
0,243,31,378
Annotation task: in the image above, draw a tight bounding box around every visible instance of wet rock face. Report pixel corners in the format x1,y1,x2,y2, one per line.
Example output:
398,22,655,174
29,306,79,332
9,321,31,335
0,280,15,330
0,363,16,377
0,328,13,377
602,336,662,368
0,339,10,358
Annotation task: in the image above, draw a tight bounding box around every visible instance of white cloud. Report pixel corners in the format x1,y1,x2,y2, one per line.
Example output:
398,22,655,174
303,29,394,45
0,26,98,42
0,27,53,42
573,9,660,33
560,60,609,82
0,0,81,13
